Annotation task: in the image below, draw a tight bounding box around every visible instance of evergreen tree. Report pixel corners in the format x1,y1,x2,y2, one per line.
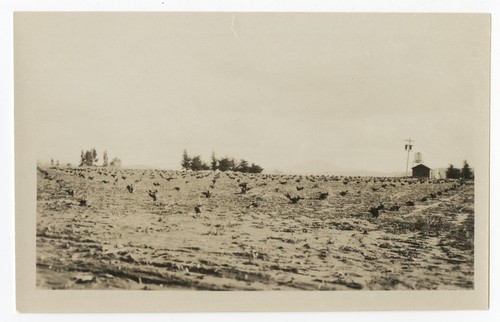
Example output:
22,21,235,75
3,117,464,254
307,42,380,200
249,163,264,174
461,160,473,179
218,157,233,172
181,150,191,170
110,157,121,167
103,150,109,167
85,151,94,166
79,150,85,167
91,148,98,165
190,155,203,171
446,164,461,179
181,151,264,173
210,151,218,171
236,159,249,173
190,155,210,171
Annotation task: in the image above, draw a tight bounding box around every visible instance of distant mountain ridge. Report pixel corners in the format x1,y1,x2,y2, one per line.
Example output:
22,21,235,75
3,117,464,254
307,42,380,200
268,160,406,177
122,164,156,170
123,160,407,177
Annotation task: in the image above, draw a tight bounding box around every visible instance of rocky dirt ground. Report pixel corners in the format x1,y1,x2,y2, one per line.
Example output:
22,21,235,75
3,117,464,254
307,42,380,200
36,166,474,290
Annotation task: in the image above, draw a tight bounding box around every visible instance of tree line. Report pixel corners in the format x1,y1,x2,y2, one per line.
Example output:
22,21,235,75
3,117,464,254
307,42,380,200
79,148,121,167
181,150,263,173
446,160,473,179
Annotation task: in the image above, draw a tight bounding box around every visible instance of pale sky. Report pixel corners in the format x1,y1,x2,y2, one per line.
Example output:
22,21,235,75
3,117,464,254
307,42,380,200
15,13,490,173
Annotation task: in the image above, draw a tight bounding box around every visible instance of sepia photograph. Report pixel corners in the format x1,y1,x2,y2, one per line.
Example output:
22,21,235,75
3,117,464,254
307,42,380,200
13,11,491,312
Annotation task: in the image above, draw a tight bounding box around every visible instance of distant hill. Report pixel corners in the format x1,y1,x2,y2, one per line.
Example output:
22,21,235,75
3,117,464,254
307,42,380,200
122,164,155,170
122,160,407,177
269,160,406,177
276,160,347,175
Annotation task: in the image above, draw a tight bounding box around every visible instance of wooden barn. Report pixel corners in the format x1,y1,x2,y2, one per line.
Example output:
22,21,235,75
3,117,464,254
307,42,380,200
412,164,431,178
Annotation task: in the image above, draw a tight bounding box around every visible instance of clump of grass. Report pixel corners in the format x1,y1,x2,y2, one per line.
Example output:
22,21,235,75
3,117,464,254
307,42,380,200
443,214,474,251
284,193,302,204
381,214,452,236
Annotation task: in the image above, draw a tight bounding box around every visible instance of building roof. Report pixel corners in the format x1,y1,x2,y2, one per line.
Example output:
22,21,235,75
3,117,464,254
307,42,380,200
412,163,431,169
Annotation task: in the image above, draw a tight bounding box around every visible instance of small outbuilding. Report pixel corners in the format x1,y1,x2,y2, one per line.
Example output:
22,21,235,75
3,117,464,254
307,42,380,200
430,168,447,179
412,164,431,178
